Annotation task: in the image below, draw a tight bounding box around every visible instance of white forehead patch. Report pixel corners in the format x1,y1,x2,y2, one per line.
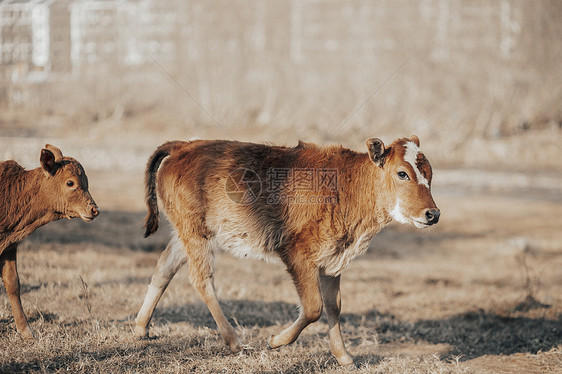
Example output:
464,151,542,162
403,142,430,188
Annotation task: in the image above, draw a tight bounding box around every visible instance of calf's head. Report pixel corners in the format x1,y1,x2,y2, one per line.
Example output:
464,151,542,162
366,135,440,228
39,144,99,222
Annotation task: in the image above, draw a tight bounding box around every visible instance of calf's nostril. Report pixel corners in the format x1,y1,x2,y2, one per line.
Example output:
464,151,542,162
91,206,99,217
426,209,440,224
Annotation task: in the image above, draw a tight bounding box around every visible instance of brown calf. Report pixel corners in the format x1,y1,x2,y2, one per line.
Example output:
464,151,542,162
134,136,439,366
0,145,99,338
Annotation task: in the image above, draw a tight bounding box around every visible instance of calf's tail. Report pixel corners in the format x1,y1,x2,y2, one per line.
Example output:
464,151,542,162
143,141,182,238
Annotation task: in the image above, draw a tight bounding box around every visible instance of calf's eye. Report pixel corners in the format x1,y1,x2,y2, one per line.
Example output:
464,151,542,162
397,171,409,180
66,180,75,188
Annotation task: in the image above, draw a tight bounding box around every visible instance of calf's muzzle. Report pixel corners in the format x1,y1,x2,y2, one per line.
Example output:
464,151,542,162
424,208,440,225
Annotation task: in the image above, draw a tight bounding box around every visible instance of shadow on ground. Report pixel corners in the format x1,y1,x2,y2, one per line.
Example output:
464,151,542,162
27,210,172,252
350,308,562,360
150,299,562,361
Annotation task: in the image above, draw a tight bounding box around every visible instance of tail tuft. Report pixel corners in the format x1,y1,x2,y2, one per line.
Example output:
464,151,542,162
143,212,159,238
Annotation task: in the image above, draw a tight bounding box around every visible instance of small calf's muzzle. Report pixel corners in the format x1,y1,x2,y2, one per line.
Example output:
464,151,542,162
90,204,100,218
80,201,100,222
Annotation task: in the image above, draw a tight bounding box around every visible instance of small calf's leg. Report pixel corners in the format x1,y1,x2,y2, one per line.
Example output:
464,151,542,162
319,271,354,367
1,244,34,339
134,235,187,338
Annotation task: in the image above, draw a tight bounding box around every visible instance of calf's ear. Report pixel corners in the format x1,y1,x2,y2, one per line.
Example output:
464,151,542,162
45,144,63,161
40,148,59,176
366,138,386,167
410,135,420,147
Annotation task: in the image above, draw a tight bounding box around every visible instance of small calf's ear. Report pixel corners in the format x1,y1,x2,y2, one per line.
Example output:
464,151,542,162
45,144,63,161
40,149,58,175
410,135,420,147
366,138,385,167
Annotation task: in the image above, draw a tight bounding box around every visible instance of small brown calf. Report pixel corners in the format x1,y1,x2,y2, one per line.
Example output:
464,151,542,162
135,136,439,366
0,145,99,338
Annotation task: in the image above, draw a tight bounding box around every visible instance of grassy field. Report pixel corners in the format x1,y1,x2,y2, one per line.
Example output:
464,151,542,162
0,164,561,373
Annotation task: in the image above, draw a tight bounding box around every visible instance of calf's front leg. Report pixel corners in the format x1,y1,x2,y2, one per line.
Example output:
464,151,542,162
319,270,354,367
270,253,323,348
1,244,34,339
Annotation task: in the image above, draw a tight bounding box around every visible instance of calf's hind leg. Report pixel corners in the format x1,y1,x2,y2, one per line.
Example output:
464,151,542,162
1,243,34,339
134,234,187,338
184,236,242,353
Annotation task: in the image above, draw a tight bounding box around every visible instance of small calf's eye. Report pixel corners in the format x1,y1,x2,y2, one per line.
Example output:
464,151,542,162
397,171,409,180
66,180,75,188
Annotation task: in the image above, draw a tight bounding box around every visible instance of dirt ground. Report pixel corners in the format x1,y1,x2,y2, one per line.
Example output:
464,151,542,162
0,161,561,373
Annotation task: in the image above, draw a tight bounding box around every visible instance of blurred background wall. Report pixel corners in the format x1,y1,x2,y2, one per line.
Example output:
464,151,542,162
0,0,561,172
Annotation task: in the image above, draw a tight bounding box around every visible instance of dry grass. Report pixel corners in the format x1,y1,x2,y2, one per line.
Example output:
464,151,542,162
0,106,561,372
1,186,561,373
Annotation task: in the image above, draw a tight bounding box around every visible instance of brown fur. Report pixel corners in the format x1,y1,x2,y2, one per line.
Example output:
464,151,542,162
135,137,439,366
0,145,99,338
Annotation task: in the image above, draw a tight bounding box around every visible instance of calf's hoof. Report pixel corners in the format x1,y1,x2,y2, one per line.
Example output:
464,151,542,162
226,337,243,353
269,333,288,349
133,325,150,340
339,358,357,370
19,326,35,340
